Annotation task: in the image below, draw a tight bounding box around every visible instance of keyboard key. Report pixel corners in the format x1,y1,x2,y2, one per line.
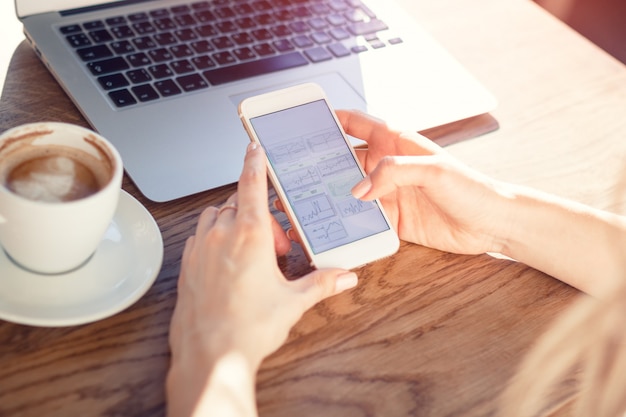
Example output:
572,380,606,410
251,1,272,12
108,89,137,107
175,14,197,27
233,3,254,15
66,33,91,48
111,25,134,39
194,10,216,23
191,54,216,69
170,44,194,58
311,31,332,44
190,40,214,53
251,28,273,41
149,48,174,62
327,14,347,26
233,47,256,61
309,17,328,30
212,51,237,65
215,6,236,19
77,44,113,61
253,43,275,56
132,84,160,102
87,57,130,75
155,79,182,96
127,68,152,83
235,17,257,29
132,36,157,50
150,8,170,18
232,32,254,45
171,59,195,74
271,24,292,37
133,21,156,34
154,32,177,46
347,19,388,36
127,52,151,67
106,16,127,26
273,39,295,52
196,24,218,37
292,34,314,48
328,42,351,57
154,17,177,31
368,38,386,49
148,64,174,79
110,40,135,54
171,5,191,14
289,21,309,33
174,28,199,42
176,74,209,91
60,25,82,35
128,12,149,22
304,46,333,62
98,73,129,90
255,13,275,26
212,36,235,49
203,51,308,85
329,27,350,40
275,10,295,22
217,20,238,33
192,1,210,10
89,29,114,43
83,20,104,30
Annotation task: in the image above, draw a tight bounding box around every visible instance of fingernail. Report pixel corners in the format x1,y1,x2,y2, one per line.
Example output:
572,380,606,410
247,142,259,152
335,272,358,293
351,177,372,199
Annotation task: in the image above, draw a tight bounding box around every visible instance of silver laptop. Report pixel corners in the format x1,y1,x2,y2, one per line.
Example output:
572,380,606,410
15,0,496,202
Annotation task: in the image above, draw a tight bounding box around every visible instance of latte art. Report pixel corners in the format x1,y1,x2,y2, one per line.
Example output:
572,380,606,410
7,155,100,203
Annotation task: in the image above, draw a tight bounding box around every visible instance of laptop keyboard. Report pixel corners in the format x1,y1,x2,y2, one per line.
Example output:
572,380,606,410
59,0,402,108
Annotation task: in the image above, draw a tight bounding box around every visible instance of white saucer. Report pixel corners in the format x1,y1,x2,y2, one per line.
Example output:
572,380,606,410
0,190,163,327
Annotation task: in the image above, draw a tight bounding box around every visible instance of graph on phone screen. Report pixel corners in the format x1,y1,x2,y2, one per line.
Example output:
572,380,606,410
250,99,390,254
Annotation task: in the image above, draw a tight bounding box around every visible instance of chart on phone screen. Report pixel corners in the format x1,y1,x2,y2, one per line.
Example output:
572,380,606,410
267,124,382,253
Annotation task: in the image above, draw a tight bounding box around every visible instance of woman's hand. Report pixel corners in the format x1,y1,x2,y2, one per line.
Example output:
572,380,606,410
167,143,357,417
338,109,511,256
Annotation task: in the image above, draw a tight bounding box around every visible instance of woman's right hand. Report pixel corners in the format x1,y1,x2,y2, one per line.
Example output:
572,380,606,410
338,109,512,256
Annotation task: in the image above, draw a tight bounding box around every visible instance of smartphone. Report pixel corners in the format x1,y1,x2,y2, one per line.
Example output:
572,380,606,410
238,83,399,270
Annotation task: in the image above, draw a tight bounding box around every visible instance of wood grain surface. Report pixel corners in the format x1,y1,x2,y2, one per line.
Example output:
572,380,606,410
2,0,626,416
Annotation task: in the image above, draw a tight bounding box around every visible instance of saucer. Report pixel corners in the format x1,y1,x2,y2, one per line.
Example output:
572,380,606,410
0,190,163,327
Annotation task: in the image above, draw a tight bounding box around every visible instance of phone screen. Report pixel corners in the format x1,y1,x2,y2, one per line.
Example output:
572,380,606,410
249,99,391,254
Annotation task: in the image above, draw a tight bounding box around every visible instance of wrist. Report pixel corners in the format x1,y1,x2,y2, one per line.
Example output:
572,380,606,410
167,326,261,417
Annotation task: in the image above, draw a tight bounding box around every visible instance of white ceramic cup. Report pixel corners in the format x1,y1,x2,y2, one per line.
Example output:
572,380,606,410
0,122,123,274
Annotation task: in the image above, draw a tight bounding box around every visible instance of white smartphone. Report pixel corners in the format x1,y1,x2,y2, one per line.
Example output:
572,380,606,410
238,83,399,270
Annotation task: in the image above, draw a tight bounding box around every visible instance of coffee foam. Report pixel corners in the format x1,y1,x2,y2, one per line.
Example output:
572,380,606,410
1,144,113,203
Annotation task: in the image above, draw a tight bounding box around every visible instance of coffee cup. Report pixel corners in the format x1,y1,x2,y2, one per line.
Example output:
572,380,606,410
0,122,123,274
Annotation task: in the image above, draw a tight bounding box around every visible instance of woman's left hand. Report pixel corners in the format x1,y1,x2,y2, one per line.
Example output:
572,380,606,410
167,142,358,416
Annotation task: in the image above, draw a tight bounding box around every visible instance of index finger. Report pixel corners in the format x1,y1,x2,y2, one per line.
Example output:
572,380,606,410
336,109,387,145
236,142,269,223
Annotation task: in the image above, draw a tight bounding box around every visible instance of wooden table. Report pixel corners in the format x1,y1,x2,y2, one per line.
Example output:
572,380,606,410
2,0,626,416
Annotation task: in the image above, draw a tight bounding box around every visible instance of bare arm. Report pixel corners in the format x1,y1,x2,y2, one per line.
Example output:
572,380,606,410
340,109,626,298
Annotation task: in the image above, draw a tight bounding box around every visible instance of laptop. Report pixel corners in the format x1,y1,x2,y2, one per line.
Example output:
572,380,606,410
15,0,497,202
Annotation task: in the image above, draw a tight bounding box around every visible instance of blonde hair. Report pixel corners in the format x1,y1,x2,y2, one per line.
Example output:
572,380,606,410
499,281,626,417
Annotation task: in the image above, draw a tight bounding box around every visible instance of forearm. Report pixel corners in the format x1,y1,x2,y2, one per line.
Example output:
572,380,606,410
498,184,626,298
166,345,259,417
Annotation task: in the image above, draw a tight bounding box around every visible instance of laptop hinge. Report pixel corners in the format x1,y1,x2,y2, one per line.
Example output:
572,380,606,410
60,0,156,16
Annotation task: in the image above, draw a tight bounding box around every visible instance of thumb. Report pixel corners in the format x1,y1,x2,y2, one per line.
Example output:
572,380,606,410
291,269,358,312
